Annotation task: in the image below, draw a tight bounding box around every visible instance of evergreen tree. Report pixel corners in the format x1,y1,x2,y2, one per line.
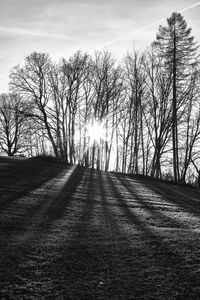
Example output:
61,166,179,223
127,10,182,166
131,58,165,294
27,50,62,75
154,12,198,182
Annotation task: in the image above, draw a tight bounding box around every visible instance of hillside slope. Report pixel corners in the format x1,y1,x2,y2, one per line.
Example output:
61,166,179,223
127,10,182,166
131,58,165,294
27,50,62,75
0,157,200,299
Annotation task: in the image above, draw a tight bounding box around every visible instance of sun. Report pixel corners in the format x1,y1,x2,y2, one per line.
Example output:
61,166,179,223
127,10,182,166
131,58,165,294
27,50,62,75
86,120,106,144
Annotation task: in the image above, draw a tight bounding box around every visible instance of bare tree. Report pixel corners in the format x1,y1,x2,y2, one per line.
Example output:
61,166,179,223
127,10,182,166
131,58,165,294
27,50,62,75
123,50,146,174
179,67,200,182
143,47,173,178
0,93,31,156
9,52,60,159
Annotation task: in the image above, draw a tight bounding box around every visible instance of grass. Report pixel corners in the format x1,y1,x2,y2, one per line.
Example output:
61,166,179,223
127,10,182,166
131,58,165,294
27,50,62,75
0,156,200,299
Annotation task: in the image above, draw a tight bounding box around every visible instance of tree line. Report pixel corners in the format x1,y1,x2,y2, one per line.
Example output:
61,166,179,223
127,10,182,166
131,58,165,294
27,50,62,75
0,12,200,185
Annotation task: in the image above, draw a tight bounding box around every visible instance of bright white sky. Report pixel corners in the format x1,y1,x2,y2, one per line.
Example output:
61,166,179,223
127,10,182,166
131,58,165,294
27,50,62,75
0,0,200,93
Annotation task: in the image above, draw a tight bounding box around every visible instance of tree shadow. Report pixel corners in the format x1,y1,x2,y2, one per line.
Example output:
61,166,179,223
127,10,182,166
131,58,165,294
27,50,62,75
71,168,97,241
1,167,200,299
104,172,199,297
46,170,198,298
0,158,68,207
131,175,200,218
47,169,143,298
0,165,87,298
115,174,186,229
0,165,86,243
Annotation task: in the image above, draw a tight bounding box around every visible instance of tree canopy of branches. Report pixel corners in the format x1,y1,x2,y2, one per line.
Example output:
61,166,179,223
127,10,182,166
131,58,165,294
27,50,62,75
3,12,200,186
0,93,32,156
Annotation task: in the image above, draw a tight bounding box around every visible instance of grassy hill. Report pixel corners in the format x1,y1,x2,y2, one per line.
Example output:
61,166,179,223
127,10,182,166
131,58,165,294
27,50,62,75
0,156,200,299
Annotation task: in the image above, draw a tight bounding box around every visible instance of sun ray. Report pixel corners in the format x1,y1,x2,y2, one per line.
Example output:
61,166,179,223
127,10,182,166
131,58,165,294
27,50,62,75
86,120,106,145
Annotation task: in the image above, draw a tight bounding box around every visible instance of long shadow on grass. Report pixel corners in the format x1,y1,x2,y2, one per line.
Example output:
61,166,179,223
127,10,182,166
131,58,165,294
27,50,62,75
115,174,185,229
37,165,86,228
0,166,87,297
1,168,199,298
48,170,195,298
131,175,200,218
71,168,97,242
107,173,180,257
37,167,95,242
30,169,106,299
49,169,142,299
0,165,86,239
0,159,68,208
105,172,199,297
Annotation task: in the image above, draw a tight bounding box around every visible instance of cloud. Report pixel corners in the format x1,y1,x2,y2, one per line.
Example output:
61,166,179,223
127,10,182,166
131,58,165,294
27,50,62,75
0,0,199,93
0,25,72,40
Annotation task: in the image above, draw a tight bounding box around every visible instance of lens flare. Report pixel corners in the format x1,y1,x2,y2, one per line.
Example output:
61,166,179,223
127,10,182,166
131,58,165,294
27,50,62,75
86,120,106,144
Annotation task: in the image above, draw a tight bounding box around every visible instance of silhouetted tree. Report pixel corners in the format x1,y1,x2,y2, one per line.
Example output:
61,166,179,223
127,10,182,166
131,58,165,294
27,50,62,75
9,52,61,159
143,46,173,179
0,93,31,156
154,12,199,182
123,51,146,174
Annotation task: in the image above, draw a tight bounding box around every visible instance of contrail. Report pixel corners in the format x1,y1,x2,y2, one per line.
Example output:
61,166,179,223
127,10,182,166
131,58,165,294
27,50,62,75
98,2,200,48
0,25,70,40
98,18,166,48
179,1,200,12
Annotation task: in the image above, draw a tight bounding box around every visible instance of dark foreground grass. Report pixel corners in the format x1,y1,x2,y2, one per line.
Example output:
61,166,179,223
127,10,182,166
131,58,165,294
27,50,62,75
1,157,200,299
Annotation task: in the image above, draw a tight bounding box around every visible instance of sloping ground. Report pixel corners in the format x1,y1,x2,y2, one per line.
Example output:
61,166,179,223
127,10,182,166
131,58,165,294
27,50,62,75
0,157,200,299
